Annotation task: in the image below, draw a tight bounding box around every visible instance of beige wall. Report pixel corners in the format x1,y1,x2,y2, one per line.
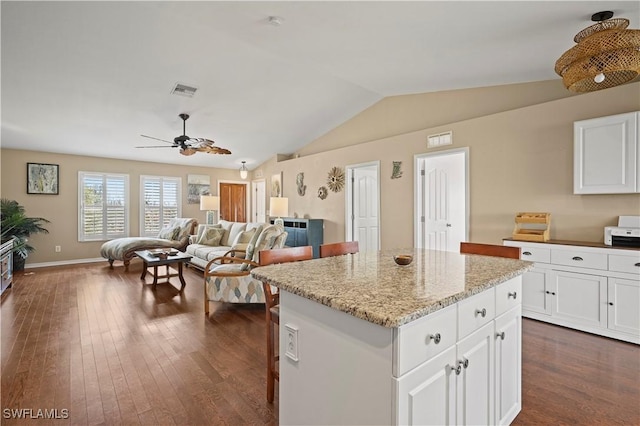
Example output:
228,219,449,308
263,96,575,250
258,81,640,249
3,81,639,265
296,80,575,157
0,150,243,265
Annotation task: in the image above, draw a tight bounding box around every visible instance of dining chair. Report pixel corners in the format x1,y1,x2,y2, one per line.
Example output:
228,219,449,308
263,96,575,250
259,246,314,403
319,241,360,258
460,242,520,259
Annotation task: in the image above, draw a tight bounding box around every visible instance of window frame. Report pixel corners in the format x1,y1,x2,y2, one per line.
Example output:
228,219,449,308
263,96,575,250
140,175,182,237
78,171,130,242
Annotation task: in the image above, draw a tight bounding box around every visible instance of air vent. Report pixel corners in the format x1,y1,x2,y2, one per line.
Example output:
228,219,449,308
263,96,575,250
427,131,453,148
170,83,198,97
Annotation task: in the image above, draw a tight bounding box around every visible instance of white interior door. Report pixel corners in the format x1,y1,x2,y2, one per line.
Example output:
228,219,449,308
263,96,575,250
251,179,266,223
346,162,380,252
415,149,468,252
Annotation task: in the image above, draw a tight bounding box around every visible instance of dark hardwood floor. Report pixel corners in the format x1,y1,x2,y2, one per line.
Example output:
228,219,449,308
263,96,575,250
1,262,638,425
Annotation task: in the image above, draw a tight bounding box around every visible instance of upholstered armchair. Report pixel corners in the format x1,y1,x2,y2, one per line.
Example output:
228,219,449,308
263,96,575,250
100,218,197,269
203,224,287,312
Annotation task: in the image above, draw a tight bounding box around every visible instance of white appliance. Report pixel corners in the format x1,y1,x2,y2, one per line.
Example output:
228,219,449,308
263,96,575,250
604,216,640,247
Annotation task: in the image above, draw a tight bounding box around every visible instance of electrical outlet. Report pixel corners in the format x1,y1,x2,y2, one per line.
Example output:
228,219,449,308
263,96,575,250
284,324,299,362
55,245,61,252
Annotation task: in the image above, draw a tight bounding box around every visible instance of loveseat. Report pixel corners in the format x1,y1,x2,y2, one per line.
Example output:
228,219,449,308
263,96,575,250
100,217,197,269
186,220,266,270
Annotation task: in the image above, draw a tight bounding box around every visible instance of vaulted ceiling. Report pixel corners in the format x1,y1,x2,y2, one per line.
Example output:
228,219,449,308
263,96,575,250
2,1,638,170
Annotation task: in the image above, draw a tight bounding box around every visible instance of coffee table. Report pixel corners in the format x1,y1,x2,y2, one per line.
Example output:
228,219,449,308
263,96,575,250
134,250,193,291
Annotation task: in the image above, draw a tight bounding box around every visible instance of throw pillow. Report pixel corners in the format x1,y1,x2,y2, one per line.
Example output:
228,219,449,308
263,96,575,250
158,226,181,241
196,227,224,246
232,228,258,246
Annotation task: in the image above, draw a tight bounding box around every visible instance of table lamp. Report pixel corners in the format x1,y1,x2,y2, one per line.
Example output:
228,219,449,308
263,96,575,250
200,195,220,225
270,197,288,227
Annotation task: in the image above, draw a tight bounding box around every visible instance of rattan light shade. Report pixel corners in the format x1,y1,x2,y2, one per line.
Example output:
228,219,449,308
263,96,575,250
555,18,640,92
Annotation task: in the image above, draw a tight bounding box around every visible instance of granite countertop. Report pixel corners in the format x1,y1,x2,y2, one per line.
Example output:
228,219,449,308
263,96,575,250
251,248,533,328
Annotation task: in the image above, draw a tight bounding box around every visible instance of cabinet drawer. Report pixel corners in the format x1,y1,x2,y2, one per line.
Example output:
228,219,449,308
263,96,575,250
458,288,495,339
519,246,550,263
495,277,522,316
609,253,640,275
394,304,457,377
551,249,608,271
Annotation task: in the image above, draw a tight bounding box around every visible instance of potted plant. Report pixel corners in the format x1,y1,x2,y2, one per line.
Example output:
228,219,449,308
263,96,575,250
1,198,50,271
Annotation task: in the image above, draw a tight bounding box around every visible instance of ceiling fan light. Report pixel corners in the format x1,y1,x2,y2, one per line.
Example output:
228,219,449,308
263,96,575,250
180,148,196,156
555,15,640,93
239,161,248,179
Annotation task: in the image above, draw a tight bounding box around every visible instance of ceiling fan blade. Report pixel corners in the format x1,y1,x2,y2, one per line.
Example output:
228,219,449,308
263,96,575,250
140,135,174,144
189,138,215,145
196,146,232,155
135,145,175,148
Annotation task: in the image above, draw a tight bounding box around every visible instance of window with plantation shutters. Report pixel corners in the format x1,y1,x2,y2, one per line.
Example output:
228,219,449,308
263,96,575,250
78,172,129,241
140,176,182,237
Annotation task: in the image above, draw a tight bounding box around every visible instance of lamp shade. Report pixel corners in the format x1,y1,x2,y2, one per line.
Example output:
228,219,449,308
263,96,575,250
555,16,640,92
269,197,288,218
239,161,248,180
200,195,220,211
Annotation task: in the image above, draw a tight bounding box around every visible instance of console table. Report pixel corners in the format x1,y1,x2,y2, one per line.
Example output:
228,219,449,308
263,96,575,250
1,239,14,295
269,218,323,258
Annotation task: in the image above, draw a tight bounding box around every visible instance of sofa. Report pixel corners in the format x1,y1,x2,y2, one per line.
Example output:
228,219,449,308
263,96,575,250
100,217,198,269
186,220,266,270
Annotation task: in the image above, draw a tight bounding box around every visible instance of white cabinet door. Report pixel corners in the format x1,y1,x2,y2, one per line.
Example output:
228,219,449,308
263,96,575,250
574,111,638,194
521,268,551,316
608,277,640,336
495,306,522,426
456,322,495,426
395,345,457,425
549,270,607,328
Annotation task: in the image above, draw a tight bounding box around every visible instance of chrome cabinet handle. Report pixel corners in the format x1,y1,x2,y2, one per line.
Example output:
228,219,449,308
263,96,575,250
428,333,441,344
572,256,583,261
452,364,462,375
545,291,556,295
458,358,469,369
475,308,487,318
522,251,532,256
496,331,505,340
508,291,517,299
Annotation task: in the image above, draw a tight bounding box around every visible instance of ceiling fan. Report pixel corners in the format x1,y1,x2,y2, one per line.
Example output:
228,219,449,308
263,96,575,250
136,113,231,156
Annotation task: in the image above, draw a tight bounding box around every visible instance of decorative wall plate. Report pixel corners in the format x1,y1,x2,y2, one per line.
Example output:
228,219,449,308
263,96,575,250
317,186,328,200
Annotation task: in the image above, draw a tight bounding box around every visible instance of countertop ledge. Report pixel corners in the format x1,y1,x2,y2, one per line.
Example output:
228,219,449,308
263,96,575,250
252,248,533,328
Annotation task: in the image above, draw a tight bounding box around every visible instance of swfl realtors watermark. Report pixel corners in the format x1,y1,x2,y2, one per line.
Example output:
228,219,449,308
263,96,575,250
3,408,69,419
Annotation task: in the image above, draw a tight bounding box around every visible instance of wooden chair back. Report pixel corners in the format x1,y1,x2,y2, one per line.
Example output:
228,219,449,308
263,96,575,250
259,245,313,403
319,241,359,258
259,246,313,266
460,242,520,259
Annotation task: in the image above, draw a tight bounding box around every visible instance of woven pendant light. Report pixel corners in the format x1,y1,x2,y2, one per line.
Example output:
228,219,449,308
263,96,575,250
555,11,640,92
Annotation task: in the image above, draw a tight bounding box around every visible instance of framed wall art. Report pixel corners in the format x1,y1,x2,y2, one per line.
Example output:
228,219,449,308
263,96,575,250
27,163,59,195
187,174,210,204
271,172,283,197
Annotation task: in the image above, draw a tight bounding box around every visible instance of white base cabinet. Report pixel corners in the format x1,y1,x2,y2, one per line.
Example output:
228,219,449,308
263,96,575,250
505,240,640,344
280,277,523,425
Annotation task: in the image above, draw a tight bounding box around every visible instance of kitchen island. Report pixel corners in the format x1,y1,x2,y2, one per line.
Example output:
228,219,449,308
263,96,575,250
252,248,533,425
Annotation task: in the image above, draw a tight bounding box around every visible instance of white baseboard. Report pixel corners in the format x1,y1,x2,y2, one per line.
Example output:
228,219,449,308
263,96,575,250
25,257,106,269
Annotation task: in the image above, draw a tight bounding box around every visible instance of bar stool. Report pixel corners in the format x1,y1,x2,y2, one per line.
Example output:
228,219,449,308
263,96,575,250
319,241,359,258
259,246,313,403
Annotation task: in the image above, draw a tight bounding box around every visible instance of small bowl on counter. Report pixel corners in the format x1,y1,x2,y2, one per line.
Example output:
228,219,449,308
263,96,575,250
393,254,413,266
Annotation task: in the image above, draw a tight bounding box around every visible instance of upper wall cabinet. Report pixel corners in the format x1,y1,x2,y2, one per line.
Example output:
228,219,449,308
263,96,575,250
574,111,639,194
